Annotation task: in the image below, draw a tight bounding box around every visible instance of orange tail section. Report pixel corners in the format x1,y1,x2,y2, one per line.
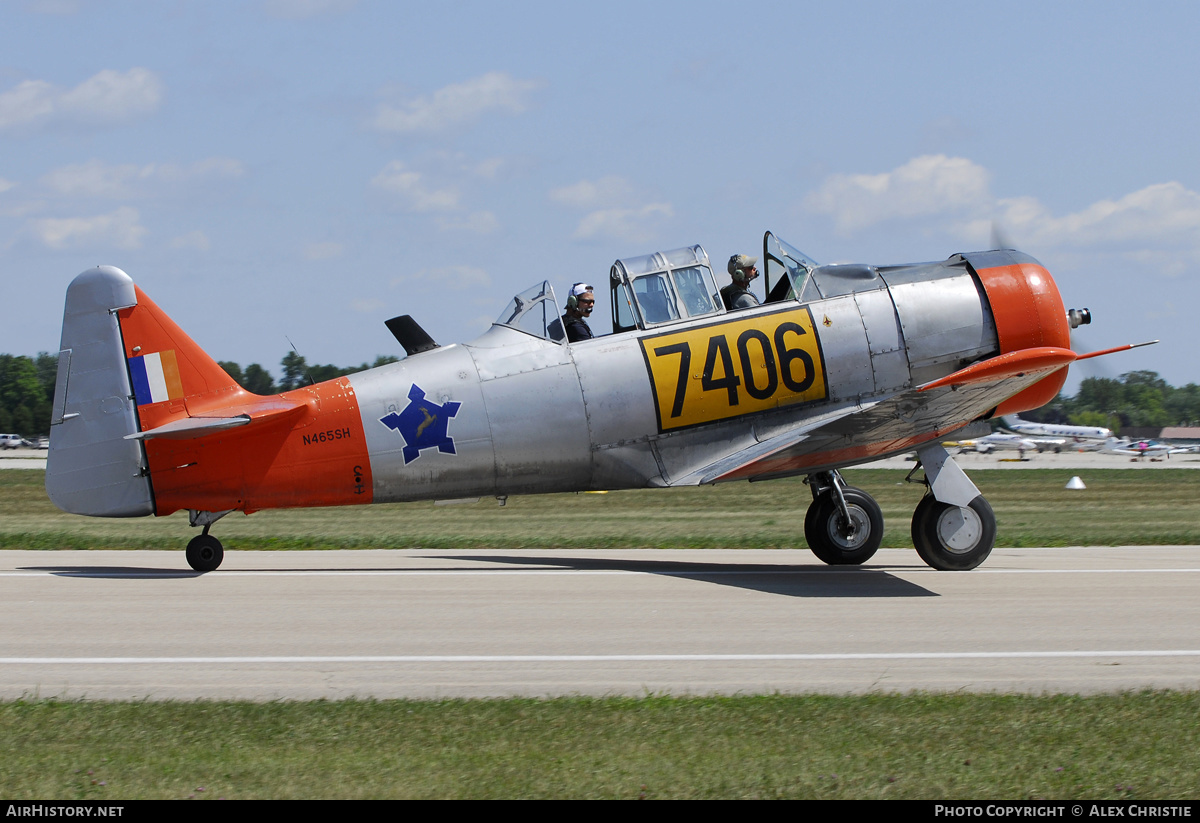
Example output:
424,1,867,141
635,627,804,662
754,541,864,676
118,287,249,430
116,285,374,516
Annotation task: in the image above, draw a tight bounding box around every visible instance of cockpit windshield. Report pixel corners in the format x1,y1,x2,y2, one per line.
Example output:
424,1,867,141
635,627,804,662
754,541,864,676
763,231,822,303
610,245,722,332
495,280,563,342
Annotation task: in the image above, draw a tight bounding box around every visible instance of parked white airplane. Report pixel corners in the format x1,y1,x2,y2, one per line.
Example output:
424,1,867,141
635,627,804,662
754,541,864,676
1101,438,1194,458
959,433,1040,455
1001,414,1113,441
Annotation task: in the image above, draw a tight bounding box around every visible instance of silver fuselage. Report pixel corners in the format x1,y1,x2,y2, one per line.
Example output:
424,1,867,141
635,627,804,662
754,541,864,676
349,258,997,502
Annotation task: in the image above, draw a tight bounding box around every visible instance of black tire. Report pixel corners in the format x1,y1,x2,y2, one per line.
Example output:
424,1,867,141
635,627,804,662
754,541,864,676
186,534,224,572
911,494,996,571
803,487,884,565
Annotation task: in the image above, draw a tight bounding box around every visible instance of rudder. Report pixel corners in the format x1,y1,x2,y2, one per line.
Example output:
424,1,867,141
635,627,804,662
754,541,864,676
46,266,154,516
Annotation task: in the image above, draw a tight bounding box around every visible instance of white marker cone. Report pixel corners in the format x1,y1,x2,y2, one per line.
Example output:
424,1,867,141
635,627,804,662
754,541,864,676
1065,476,1086,490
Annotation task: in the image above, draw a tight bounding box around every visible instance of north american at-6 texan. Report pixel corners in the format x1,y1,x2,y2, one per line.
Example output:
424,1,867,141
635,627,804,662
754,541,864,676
45,231,1152,572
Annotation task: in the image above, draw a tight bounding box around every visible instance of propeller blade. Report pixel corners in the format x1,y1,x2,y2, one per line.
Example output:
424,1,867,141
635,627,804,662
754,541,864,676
990,221,1013,250
1074,340,1158,361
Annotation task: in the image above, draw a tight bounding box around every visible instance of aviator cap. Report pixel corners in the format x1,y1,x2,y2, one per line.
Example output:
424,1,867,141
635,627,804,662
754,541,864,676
728,254,757,275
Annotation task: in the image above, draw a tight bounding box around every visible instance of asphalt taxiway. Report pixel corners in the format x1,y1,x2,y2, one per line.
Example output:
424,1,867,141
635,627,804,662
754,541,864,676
7,447,1200,472
1,546,1197,700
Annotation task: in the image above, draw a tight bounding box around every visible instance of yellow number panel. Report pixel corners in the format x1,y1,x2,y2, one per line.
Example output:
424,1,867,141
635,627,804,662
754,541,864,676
639,306,828,431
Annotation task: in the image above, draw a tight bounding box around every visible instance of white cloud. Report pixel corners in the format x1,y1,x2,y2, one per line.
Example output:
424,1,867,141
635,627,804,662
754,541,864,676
393,265,491,291
549,176,634,209
573,203,674,244
0,200,41,219
805,154,991,233
996,182,1200,250
0,179,15,194
472,158,506,180
1121,248,1199,279
371,160,501,231
0,68,164,132
372,72,541,134
170,230,211,251
436,211,498,234
156,157,245,183
806,157,1200,270
551,176,673,243
438,265,491,290
0,80,56,130
41,160,150,198
26,206,147,250
371,161,459,211
41,158,244,198
304,241,344,260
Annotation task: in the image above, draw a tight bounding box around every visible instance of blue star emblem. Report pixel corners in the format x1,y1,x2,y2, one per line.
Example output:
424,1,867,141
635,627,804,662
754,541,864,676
379,384,462,465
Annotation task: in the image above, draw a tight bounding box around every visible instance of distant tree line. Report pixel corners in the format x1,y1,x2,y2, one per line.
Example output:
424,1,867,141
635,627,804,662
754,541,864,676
4,353,1196,440
216,353,400,395
0,353,57,440
1017,371,1200,432
0,352,400,439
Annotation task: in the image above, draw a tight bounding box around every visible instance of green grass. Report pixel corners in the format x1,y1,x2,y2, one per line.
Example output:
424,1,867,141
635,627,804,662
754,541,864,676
4,469,1199,799
4,468,1200,551
0,693,1196,799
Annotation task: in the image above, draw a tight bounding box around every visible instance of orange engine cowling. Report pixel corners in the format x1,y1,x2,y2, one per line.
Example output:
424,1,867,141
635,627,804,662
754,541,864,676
967,250,1072,416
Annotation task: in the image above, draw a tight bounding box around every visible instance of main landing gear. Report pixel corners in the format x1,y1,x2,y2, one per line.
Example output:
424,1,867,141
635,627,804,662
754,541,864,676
802,442,998,571
804,471,884,565
185,510,230,572
910,493,996,571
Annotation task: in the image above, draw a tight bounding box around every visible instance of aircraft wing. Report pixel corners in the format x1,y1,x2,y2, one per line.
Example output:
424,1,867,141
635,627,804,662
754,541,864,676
675,351,1069,485
670,402,879,486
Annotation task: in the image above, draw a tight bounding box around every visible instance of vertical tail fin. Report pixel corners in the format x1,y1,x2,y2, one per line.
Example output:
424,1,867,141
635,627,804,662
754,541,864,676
115,282,246,429
46,267,154,516
46,266,255,517
48,266,373,520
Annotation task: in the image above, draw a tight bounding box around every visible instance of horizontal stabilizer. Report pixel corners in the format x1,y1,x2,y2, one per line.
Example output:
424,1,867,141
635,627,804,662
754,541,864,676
125,415,250,441
126,398,308,441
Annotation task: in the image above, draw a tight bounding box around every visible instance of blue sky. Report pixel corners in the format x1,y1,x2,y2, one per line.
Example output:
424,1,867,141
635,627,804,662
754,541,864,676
2,0,1198,395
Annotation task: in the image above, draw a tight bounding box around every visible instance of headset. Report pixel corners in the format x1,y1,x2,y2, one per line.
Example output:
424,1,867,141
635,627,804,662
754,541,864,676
567,282,594,310
728,255,757,285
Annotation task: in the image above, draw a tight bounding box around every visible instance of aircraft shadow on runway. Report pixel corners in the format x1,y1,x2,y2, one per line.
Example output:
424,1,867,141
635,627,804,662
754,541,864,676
20,557,938,597
22,566,207,579
433,555,937,599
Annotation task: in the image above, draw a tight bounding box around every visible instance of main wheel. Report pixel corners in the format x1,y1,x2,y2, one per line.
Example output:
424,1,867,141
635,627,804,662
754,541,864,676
186,534,224,572
910,494,996,571
804,487,884,565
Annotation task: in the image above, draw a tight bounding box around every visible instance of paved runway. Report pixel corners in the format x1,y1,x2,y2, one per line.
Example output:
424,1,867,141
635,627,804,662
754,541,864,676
7,447,1200,471
1,547,1197,700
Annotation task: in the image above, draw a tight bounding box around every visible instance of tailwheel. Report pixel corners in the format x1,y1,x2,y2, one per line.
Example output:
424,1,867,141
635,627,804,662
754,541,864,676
910,494,995,571
186,533,224,572
804,486,884,565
